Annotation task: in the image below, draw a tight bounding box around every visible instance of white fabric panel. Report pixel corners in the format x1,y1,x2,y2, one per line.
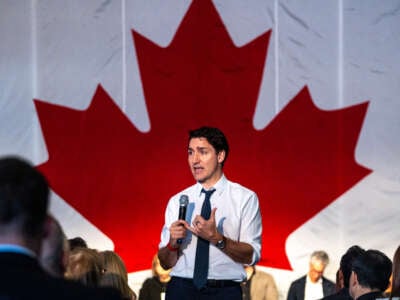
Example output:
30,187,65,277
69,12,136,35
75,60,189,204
0,1,45,162
285,0,400,268
342,0,400,179
35,0,123,110
254,0,341,129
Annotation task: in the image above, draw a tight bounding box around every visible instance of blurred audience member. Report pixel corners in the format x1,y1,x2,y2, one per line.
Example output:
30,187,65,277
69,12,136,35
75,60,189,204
336,270,343,292
287,250,336,300
139,254,171,300
383,245,400,300
241,265,278,300
383,275,392,298
65,247,103,287
322,245,365,300
0,156,122,299
39,215,70,277
349,249,392,300
100,250,137,300
68,236,88,251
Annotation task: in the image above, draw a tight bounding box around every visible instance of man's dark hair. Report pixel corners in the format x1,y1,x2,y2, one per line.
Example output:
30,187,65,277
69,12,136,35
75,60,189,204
340,245,365,288
188,126,229,166
0,156,49,239
352,249,392,292
68,236,88,251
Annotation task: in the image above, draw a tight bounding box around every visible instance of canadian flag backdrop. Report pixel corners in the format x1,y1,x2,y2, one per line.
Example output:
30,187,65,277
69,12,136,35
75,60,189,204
1,0,399,298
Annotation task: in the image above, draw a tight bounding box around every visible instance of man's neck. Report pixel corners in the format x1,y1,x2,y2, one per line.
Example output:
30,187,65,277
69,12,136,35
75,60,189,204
307,274,322,284
0,244,37,258
200,172,224,190
0,235,39,256
355,288,381,300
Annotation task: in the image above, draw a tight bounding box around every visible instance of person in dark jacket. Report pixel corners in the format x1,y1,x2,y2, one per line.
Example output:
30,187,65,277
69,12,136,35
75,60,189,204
0,156,123,300
139,254,171,300
321,246,366,300
287,250,336,300
348,249,392,300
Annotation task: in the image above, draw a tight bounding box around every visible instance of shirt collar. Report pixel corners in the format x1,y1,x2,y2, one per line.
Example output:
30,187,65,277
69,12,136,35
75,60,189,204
306,274,323,285
195,174,227,197
0,244,37,258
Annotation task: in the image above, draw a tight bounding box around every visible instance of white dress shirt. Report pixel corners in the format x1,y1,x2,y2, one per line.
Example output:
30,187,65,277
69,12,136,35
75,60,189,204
159,174,262,281
304,275,324,300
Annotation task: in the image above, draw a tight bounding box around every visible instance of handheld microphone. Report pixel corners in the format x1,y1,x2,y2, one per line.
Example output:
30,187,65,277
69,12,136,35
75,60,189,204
177,194,189,244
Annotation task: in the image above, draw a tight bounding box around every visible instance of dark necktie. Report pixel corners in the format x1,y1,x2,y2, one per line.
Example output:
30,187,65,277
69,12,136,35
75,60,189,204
193,188,216,289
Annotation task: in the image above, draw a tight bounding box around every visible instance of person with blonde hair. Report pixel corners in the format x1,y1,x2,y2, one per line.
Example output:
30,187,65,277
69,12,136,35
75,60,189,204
100,250,137,300
65,247,103,288
379,245,400,300
139,254,171,300
390,246,400,299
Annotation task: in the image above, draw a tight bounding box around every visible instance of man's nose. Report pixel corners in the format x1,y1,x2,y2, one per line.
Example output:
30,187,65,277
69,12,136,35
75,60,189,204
192,152,200,163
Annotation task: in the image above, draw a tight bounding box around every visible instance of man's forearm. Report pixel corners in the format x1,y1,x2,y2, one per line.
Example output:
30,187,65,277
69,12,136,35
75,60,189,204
210,232,254,265
157,244,179,270
222,237,254,264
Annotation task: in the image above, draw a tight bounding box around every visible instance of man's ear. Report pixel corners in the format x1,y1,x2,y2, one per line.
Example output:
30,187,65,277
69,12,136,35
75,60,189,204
217,150,226,164
338,269,344,288
43,215,53,238
350,271,358,287
61,240,70,274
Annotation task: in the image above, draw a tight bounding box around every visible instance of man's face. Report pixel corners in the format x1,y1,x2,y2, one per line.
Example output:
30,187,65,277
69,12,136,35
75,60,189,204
308,260,326,283
188,137,225,188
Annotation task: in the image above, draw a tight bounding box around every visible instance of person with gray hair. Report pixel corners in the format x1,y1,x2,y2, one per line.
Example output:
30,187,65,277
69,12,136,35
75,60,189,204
287,250,336,300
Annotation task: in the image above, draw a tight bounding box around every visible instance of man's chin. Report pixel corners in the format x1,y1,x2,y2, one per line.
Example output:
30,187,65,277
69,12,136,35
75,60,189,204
196,177,205,183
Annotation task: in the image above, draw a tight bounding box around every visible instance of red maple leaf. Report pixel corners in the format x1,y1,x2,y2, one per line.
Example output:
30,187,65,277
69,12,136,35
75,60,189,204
34,0,371,271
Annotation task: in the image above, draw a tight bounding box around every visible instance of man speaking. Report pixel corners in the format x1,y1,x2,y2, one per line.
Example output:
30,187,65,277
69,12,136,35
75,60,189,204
158,126,262,300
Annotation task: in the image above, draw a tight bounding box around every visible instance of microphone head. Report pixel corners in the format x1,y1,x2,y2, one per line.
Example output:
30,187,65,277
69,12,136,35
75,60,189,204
179,194,189,206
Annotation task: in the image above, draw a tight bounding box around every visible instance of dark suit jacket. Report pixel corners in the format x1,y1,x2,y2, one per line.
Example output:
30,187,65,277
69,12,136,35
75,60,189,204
0,252,123,300
287,275,336,300
321,288,352,300
357,291,384,300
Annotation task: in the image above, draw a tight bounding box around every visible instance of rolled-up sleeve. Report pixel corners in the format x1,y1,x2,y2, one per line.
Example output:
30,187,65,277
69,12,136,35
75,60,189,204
241,191,262,265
